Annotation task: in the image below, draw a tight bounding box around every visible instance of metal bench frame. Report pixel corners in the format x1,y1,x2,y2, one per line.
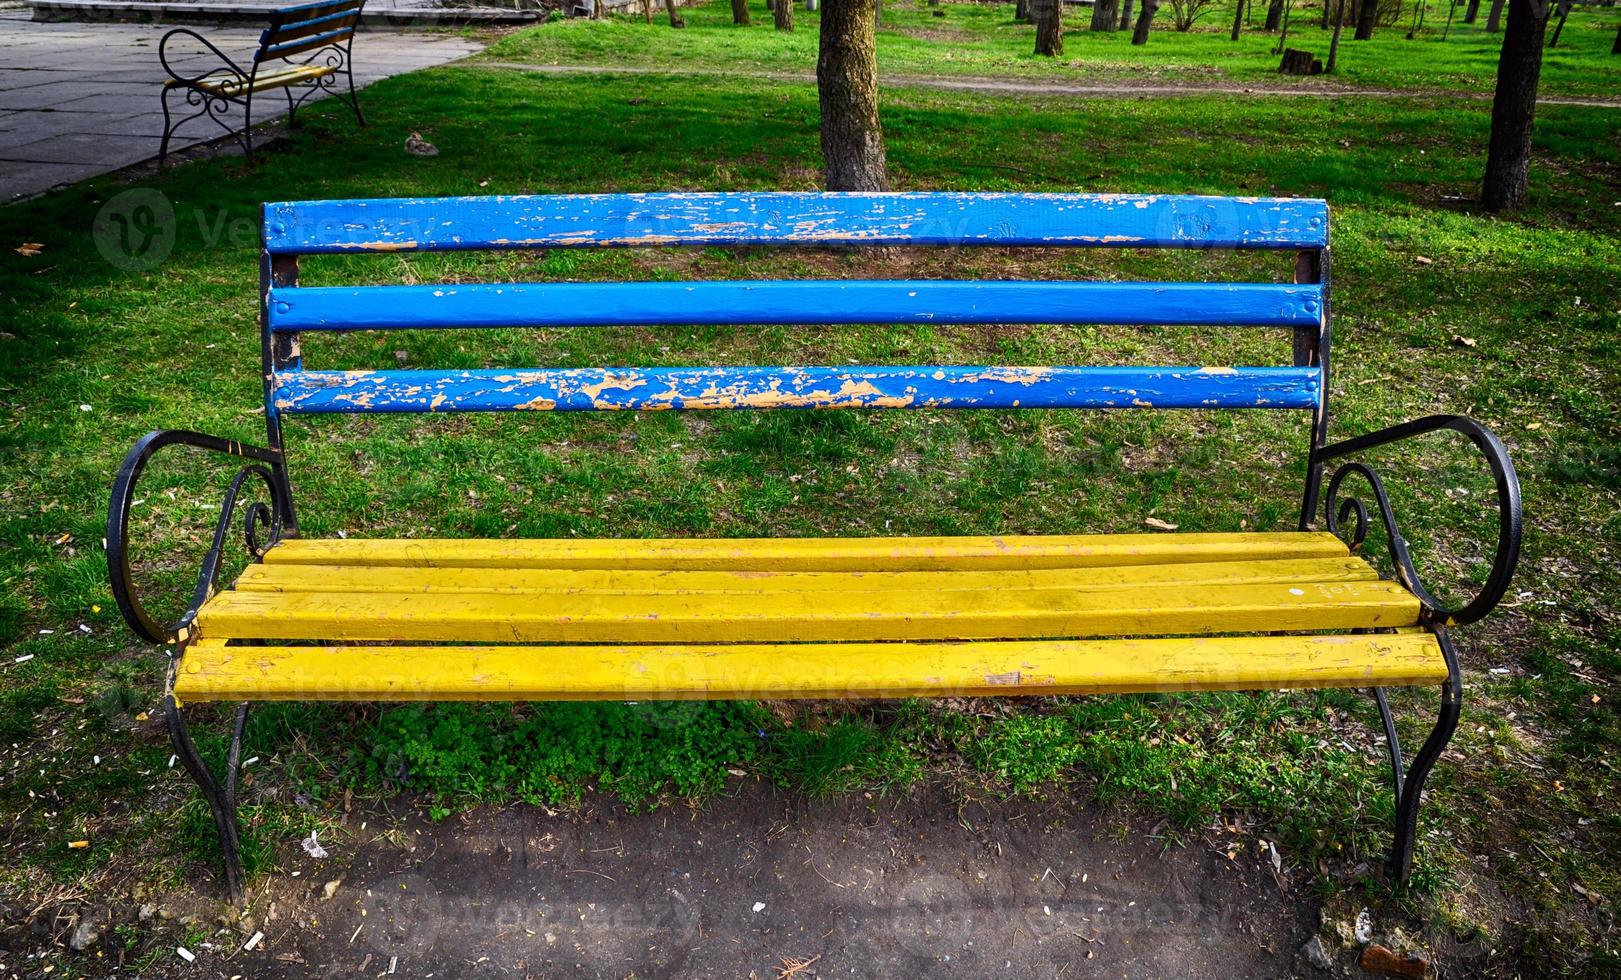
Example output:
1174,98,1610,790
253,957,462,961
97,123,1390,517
106,192,1521,904
158,0,367,167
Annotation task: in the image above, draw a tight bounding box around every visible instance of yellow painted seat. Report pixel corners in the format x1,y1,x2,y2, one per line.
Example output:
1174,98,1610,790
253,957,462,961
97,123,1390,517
173,532,1446,703
166,64,336,98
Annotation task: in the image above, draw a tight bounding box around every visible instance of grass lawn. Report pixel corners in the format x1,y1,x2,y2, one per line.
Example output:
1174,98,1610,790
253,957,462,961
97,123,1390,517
487,0,1621,98
1,9,1619,974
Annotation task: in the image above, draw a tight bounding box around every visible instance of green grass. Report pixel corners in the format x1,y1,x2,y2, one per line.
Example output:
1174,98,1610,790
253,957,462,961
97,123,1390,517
1,13,1619,973
487,0,1621,98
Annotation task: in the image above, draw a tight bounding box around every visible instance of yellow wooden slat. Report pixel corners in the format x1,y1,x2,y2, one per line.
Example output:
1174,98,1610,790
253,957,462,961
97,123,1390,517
233,556,1381,596
261,532,1351,572
168,64,337,96
172,633,1447,703
195,580,1420,644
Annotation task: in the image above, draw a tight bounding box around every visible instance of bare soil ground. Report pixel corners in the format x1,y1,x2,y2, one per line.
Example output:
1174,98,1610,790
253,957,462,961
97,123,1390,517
128,783,1327,978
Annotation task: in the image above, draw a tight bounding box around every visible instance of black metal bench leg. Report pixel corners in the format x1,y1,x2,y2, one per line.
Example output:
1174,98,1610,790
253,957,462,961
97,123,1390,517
1384,625,1462,887
159,87,177,168
166,693,249,904
344,67,365,127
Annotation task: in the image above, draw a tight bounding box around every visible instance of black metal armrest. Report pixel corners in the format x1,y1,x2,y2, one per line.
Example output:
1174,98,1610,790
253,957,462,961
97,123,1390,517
1316,415,1522,627
159,27,250,88
106,430,295,645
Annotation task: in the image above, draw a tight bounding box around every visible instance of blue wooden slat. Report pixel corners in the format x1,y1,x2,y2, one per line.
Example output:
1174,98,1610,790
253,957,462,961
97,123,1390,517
272,366,1322,414
259,27,355,61
261,7,359,46
267,280,1324,332
261,192,1329,255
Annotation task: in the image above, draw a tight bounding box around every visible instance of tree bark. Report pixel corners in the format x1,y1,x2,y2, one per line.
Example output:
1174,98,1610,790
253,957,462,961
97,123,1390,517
1463,0,1480,21
731,0,751,24
1016,0,1031,20
1548,0,1570,45
1482,0,1550,211
1326,0,1347,69
1485,0,1505,30
1231,0,1246,38
1092,0,1120,30
664,0,686,27
1035,0,1065,54
1118,0,1135,29
1131,0,1157,42
1264,0,1284,29
1353,0,1376,38
774,0,794,29
818,0,889,191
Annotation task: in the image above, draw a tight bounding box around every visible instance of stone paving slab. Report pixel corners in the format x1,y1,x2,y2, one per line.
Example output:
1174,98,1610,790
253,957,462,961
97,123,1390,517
0,11,483,201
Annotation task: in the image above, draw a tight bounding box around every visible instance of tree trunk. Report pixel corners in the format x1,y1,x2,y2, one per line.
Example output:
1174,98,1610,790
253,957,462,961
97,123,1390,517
818,0,888,191
1320,0,1331,28
1092,0,1119,30
1482,0,1550,211
1548,0,1570,44
1463,0,1480,20
1035,0,1065,54
1118,0,1135,29
1486,0,1505,30
1615,21,1621,54
665,0,686,27
1326,0,1347,69
1353,0,1376,38
1264,0,1283,29
731,0,751,24
1016,0,1031,20
1231,0,1246,38
774,0,794,29
1131,0,1157,42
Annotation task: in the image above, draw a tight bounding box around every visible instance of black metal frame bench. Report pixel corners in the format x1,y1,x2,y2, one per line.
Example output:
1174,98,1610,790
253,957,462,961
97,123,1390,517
158,0,367,166
107,191,1522,904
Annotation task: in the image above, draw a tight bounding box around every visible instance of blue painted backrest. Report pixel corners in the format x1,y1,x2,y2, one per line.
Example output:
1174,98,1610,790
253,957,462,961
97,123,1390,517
259,192,1329,418
257,0,365,65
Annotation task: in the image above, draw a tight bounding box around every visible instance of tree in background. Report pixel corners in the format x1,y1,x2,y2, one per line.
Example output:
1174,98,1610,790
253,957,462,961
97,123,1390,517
774,0,795,30
1264,0,1284,30
818,0,889,190
1035,0,1065,54
1482,0,1552,210
1326,0,1348,68
1231,0,1247,39
1132,0,1159,42
1118,0,1136,29
1168,0,1216,29
1354,0,1378,38
1092,0,1120,31
664,0,686,27
1486,0,1506,30
731,0,751,25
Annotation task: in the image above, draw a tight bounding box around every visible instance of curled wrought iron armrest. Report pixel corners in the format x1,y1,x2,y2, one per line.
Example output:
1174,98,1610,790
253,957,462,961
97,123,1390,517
159,28,250,87
1317,414,1522,627
106,430,295,645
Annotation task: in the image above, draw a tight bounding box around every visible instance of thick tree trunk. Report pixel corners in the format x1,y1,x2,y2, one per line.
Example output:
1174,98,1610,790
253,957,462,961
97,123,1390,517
1118,0,1135,29
1016,0,1031,20
1264,0,1284,30
1131,0,1158,42
1485,0,1505,30
818,0,889,191
1482,0,1550,211
1353,0,1376,38
1463,0,1480,21
774,0,794,29
1092,0,1120,30
664,0,686,27
1326,0,1347,69
731,0,751,23
1231,0,1246,38
1035,0,1065,54
1548,0,1570,45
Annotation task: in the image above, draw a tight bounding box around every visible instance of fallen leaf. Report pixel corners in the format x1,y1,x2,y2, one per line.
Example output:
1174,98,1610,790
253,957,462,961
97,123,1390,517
1414,255,1433,266
1451,335,1477,348
1144,517,1179,531
15,242,44,256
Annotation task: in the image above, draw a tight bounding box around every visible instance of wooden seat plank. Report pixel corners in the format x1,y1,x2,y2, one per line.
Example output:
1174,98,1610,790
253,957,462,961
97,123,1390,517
195,580,1420,644
260,532,1351,572
233,555,1381,595
172,633,1447,703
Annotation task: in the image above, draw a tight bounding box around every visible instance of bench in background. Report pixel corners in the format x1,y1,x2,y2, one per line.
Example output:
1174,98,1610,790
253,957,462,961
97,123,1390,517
158,0,367,166
107,192,1521,903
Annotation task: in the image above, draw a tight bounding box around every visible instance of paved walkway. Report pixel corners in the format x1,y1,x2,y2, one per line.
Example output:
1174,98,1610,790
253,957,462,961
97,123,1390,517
0,11,482,202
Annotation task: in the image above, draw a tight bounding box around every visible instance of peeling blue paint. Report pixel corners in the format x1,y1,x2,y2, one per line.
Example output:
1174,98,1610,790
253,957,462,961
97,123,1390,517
262,192,1330,254
267,280,1325,332
273,366,1323,414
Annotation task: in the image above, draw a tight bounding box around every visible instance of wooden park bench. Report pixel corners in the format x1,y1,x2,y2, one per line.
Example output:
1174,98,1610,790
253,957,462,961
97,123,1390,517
158,0,367,166
106,192,1521,903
